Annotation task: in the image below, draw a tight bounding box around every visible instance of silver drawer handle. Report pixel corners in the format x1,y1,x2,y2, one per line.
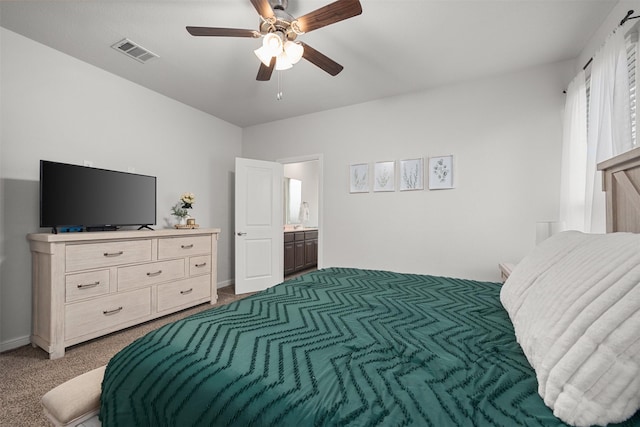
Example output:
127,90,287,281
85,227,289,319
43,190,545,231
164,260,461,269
104,251,124,257
181,244,194,249
77,281,100,289
147,270,163,277
195,262,207,268
103,307,123,315
180,288,193,295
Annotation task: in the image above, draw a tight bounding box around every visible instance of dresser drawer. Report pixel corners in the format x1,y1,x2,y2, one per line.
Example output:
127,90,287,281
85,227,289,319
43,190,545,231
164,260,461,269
158,235,211,259
66,240,152,272
65,270,110,302
157,275,211,312
65,288,151,340
118,259,185,292
189,255,211,276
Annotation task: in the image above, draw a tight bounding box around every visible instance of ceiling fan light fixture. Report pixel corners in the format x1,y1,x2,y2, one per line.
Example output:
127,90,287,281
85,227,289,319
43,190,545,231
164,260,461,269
262,32,284,56
284,41,303,64
275,52,293,70
254,46,274,67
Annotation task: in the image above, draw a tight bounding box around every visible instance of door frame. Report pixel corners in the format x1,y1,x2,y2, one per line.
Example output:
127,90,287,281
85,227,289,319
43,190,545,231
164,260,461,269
277,154,324,270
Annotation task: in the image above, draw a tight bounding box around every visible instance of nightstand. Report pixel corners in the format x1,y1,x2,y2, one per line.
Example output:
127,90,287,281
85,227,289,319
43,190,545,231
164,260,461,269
498,263,515,283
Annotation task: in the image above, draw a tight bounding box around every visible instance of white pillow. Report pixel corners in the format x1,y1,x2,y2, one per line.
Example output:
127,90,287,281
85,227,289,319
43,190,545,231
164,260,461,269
501,231,640,426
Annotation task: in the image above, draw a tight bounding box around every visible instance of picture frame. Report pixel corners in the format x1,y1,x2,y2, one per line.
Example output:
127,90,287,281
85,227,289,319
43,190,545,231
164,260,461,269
399,158,424,191
428,155,454,190
349,163,369,193
374,161,395,192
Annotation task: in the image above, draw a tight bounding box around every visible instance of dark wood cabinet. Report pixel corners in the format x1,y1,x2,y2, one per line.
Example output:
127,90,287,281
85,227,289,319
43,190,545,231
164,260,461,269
294,241,305,270
284,229,318,276
304,239,317,269
284,233,296,275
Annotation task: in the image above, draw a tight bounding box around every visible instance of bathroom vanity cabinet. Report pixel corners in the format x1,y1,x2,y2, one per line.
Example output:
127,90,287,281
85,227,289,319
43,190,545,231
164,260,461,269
284,229,317,275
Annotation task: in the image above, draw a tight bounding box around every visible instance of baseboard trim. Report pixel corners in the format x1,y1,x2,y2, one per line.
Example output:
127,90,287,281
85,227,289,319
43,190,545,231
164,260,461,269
0,335,31,353
217,278,233,289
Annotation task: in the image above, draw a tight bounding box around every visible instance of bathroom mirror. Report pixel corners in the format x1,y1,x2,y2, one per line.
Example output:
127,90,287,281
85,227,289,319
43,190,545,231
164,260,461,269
284,177,302,224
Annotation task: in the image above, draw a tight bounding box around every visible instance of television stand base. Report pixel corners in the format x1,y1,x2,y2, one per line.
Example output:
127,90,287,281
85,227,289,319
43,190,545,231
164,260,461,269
138,225,154,231
86,226,118,232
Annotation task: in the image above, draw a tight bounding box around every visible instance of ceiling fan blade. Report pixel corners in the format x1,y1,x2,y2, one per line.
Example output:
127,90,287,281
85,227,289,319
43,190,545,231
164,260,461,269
256,56,276,81
250,0,274,19
186,27,260,38
295,0,362,33
301,42,343,76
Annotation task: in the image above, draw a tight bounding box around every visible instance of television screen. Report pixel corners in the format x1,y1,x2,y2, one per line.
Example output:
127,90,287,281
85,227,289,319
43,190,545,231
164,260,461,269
40,160,156,231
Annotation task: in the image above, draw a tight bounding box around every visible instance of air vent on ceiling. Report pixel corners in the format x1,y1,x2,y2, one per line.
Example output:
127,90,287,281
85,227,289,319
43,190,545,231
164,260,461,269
111,38,159,63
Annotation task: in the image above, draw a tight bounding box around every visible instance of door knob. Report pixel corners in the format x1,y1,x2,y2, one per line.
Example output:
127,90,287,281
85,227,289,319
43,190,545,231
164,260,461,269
237,232,247,236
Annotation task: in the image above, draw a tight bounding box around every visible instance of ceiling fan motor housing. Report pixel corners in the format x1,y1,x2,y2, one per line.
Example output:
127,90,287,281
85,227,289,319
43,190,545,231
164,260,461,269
270,0,288,10
260,0,300,40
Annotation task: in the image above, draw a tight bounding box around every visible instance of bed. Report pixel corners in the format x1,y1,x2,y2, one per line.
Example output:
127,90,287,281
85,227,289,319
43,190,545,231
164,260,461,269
100,268,549,426
49,148,640,426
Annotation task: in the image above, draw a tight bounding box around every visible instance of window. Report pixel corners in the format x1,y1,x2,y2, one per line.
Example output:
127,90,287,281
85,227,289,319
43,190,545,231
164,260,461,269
627,31,637,145
584,30,638,146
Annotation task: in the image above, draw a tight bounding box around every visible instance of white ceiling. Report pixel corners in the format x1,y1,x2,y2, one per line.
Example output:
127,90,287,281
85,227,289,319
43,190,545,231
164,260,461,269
0,0,617,128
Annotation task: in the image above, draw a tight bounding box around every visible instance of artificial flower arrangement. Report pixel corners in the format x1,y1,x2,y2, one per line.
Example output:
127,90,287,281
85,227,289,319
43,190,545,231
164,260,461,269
171,192,195,221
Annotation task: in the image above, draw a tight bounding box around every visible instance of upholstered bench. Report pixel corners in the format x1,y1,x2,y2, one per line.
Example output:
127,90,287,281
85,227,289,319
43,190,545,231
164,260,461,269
41,365,105,427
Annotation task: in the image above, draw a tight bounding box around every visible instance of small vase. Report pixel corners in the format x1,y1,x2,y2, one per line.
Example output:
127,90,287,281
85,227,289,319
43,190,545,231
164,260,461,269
178,216,187,226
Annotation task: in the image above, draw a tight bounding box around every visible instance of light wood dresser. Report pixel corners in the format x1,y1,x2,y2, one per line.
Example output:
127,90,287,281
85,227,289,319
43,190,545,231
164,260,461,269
27,228,220,359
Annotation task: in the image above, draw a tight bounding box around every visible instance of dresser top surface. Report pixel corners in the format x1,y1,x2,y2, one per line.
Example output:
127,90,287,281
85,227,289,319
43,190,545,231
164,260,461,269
28,228,221,243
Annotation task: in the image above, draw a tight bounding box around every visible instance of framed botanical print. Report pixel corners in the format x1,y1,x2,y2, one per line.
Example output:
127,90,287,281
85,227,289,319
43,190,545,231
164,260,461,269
428,155,454,190
374,161,395,192
349,163,369,193
399,158,424,191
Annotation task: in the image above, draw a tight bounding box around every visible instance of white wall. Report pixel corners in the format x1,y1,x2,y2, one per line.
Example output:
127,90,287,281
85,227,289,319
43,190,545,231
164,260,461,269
0,29,242,351
243,60,575,281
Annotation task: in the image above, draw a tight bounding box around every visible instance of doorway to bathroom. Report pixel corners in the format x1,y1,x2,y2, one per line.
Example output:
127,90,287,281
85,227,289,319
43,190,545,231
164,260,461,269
279,154,323,276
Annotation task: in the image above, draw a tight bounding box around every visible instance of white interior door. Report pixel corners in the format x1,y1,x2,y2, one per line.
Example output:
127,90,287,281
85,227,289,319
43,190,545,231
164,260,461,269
235,158,283,294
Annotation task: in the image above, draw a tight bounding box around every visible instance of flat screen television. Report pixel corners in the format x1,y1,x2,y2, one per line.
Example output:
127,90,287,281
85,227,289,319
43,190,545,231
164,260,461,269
40,160,156,232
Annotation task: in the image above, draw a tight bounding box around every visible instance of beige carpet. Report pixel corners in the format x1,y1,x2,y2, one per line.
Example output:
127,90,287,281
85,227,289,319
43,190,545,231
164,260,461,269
0,286,250,427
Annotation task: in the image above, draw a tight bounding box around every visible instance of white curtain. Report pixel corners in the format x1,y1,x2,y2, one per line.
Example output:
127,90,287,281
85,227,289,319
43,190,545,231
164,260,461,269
559,71,587,231
585,29,633,232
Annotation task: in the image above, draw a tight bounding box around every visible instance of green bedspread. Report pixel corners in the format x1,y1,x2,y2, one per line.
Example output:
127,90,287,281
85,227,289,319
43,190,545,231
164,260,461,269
100,268,640,426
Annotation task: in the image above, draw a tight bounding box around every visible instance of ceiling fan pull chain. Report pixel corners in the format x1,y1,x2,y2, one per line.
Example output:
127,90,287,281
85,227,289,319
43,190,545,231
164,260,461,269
276,71,284,100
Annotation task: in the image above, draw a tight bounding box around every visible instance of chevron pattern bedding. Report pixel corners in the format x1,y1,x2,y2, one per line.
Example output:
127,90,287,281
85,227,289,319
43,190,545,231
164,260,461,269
100,268,640,426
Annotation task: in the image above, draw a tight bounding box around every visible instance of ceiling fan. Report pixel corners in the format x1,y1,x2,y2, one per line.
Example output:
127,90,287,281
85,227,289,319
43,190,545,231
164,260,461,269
186,0,362,81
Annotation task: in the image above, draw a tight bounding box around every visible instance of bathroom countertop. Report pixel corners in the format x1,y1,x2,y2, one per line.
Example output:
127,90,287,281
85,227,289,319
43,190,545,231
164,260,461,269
284,227,318,233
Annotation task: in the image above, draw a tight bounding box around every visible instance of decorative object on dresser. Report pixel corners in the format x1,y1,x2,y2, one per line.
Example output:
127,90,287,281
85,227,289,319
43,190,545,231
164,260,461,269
284,229,318,275
171,192,196,227
27,228,220,359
